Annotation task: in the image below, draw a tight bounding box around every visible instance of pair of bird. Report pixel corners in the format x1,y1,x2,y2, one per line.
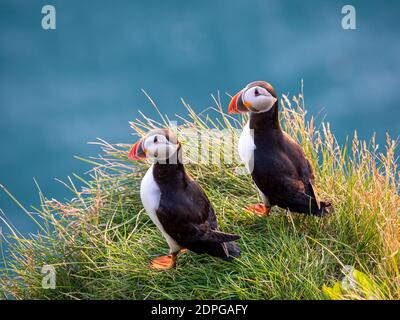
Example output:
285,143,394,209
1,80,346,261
128,81,333,270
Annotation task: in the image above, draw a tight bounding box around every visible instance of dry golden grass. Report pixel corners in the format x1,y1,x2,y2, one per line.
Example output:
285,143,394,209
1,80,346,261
1,88,399,299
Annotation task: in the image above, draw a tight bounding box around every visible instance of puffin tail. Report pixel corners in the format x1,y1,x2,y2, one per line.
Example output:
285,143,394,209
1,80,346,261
225,242,241,259
203,230,240,243
306,181,334,217
320,201,334,216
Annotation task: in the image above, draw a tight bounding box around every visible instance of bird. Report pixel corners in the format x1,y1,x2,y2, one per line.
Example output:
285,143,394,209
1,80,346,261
228,80,333,217
128,128,241,270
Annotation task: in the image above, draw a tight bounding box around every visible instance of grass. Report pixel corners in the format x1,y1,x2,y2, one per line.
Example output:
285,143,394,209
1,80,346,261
0,88,399,300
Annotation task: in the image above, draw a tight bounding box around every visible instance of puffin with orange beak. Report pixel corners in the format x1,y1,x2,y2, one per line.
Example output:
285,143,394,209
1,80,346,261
128,128,240,270
229,81,333,216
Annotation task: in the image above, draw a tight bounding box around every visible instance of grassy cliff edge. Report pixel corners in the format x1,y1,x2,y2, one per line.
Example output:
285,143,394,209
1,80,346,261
1,90,399,299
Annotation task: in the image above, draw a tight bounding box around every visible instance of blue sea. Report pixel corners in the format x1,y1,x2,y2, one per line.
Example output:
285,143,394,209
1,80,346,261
0,0,399,239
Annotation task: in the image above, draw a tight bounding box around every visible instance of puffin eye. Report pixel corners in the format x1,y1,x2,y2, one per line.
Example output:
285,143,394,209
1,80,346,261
254,88,260,96
154,136,158,143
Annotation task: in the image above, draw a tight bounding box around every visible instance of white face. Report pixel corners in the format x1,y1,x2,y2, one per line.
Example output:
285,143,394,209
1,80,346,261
243,86,277,113
143,133,179,161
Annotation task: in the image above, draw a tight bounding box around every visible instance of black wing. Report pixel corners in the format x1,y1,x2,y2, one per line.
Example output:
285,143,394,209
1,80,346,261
252,132,323,215
156,177,239,259
280,133,322,214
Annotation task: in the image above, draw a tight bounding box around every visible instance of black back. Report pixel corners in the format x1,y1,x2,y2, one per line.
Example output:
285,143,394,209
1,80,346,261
249,99,325,215
152,152,240,259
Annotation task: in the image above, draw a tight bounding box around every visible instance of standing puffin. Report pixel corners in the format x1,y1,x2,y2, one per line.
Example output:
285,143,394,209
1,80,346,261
128,128,240,269
228,81,333,216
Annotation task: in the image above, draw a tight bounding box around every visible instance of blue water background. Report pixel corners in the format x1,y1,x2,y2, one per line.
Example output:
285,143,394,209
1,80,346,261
0,0,399,238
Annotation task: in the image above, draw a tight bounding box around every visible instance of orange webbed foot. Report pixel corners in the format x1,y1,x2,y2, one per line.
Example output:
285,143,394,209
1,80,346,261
150,254,177,270
244,203,271,216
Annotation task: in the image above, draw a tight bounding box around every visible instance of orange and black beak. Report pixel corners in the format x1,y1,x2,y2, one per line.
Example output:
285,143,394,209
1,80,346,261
128,139,146,161
228,90,251,114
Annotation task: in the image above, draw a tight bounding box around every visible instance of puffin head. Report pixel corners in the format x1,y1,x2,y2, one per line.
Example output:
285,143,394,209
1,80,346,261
128,128,181,162
228,81,278,114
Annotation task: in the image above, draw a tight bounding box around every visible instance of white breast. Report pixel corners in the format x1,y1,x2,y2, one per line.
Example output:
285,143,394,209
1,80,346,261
238,121,255,172
140,165,181,253
238,122,269,205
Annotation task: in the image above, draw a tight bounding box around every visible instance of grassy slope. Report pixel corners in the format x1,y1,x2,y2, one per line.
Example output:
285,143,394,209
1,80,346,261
0,91,399,300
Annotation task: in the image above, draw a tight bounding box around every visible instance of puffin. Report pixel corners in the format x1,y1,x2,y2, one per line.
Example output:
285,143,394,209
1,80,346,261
228,81,333,217
128,128,241,269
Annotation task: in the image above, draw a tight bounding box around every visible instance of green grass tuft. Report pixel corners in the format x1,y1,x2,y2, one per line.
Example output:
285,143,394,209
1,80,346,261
1,89,399,300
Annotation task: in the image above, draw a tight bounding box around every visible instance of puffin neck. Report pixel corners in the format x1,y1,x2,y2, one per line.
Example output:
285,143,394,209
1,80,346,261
152,149,186,184
249,103,281,132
